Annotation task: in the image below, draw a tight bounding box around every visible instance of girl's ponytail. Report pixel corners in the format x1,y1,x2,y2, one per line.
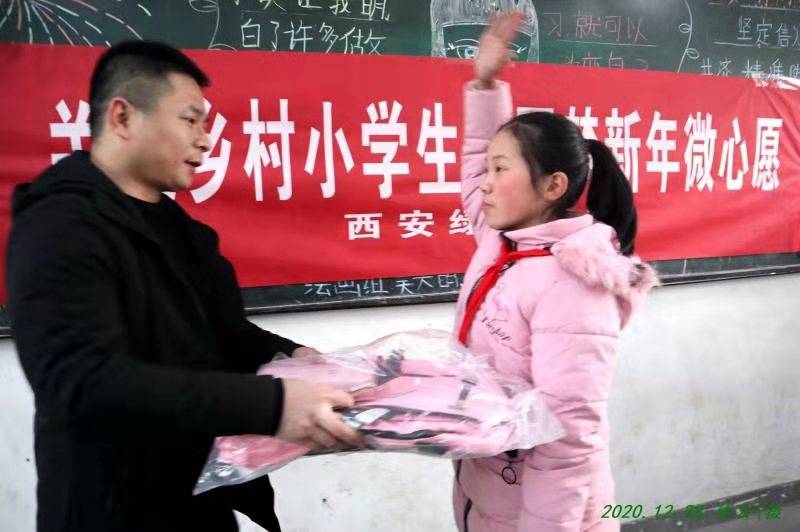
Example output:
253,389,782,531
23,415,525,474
585,139,637,255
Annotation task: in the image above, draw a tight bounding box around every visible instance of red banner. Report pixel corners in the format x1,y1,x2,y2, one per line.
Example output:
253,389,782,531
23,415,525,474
1,43,799,302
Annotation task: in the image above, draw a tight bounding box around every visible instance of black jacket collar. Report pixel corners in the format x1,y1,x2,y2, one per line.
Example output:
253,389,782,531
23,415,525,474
12,151,208,250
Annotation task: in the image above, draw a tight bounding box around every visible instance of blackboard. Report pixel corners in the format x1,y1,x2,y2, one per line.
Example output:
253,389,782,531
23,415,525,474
1,0,799,336
2,1,798,78
238,252,800,314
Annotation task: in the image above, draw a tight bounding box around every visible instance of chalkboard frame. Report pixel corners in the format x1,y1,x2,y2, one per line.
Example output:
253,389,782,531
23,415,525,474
238,253,800,314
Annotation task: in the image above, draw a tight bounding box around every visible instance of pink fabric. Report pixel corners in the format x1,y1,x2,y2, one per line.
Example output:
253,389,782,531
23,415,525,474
452,81,658,532
217,434,306,470
215,348,549,473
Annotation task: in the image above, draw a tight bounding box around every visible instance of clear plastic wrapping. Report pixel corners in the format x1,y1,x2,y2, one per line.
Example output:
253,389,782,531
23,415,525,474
195,330,564,494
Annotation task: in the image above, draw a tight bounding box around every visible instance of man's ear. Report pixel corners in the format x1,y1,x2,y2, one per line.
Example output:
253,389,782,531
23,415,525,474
104,97,138,141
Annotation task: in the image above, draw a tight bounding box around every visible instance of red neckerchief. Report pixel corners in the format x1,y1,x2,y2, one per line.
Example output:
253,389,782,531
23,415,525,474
458,239,552,346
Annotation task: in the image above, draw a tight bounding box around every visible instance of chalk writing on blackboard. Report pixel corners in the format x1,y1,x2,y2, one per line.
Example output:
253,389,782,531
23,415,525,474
430,0,539,61
0,0,153,46
536,0,693,72
691,0,800,79
191,0,394,53
303,274,463,300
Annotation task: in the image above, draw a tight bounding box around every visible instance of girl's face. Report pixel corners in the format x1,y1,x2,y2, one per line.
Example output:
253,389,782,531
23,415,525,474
481,130,554,231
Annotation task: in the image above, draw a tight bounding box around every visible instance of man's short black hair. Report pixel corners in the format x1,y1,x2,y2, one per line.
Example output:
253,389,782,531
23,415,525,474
89,40,210,138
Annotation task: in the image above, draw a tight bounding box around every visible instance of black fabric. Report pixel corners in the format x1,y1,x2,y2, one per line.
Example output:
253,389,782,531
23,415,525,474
6,151,301,532
128,195,215,320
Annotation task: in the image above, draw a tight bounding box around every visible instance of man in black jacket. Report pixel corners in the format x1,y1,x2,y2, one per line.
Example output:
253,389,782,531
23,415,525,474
5,41,362,532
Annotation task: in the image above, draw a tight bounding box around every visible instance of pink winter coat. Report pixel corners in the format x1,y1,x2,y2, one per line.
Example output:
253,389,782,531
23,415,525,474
451,81,658,532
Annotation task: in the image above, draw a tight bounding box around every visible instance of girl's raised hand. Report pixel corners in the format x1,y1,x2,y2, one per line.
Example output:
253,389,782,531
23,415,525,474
474,10,524,88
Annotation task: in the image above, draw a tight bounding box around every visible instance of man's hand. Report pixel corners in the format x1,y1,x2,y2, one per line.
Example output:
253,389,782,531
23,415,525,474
291,346,322,358
275,379,364,452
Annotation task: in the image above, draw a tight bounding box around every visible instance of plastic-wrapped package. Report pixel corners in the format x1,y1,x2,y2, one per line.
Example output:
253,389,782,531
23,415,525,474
194,330,564,494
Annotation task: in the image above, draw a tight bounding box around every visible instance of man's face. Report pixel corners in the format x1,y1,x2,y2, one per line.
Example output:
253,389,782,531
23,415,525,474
128,73,209,193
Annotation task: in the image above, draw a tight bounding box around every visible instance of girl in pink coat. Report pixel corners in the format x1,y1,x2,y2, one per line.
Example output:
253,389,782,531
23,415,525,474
452,12,658,532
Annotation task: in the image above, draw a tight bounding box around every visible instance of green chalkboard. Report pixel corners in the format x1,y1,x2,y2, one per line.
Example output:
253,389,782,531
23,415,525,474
1,1,798,78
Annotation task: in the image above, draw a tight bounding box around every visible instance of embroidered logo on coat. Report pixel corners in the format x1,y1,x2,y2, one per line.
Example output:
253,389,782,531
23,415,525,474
478,281,513,342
